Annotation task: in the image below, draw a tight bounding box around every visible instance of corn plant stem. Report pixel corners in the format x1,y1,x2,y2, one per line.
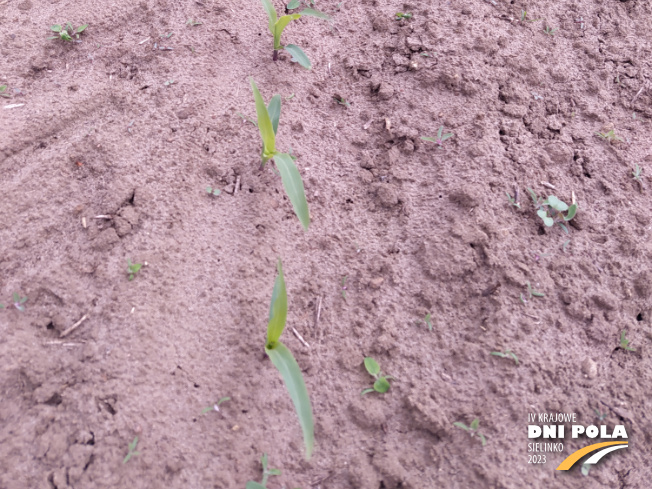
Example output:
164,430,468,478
273,49,279,61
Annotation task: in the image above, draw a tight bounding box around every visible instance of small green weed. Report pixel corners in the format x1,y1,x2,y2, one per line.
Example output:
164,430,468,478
595,129,624,143
341,276,347,299
333,94,351,108
48,22,88,42
490,350,519,365
453,418,487,446
424,312,432,331
581,463,591,476
520,281,544,305
521,11,540,22
0,85,10,98
251,78,310,230
395,12,413,20
123,436,140,464
594,408,607,421
506,191,521,209
543,25,558,36
202,396,231,413
164,80,175,86
527,189,577,233
632,164,643,184
12,293,28,312
361,357,393,395
127,259,142,281
206,186,221,196
186,19,202,26
619,329,635,352
246,453,281,489
421,126,454,148
260,0,330,69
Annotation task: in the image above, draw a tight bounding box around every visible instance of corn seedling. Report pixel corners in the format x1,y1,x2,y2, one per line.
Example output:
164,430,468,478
127,259,142,281
421,126,454,148
206,186,221,196
521,11,540,22
260,0,330,69
246,453,281,489
122,436,140,464
361,357,393,395
0,85,10,98
632,164,643,182
520,281,544,305
527,189,577,233
202,396,231,414
12,293,28,312
48,22,88,42
453,418,487,446
395,12,413,20
619,329,635,352
595,129,624,143
333,94,351,108
490,350,519,365
424,313,432,331
543,25,558,36
251,78,310,230
265,260,314,459
594,408,607,421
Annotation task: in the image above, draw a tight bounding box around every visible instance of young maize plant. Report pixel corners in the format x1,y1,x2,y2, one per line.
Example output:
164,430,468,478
260,0,330,69
265,260,314,459
250,77,310,230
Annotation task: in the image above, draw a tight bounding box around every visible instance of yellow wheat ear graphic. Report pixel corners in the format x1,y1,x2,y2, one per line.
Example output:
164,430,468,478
556,441,628,470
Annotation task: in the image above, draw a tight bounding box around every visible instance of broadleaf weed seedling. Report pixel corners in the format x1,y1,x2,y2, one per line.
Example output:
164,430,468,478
48,22,88,42
0,85,10,98
619,329,635,352
206,186,221,196
246,453,281,489
453,418,487,446
527,188,577,233
260,0,330,69
490,350,519,365
127,259,143,281
361,357,394,395
12,293,28,312
251,77,310,230
123,436,140,464
264,260,314,459
202,396,231,414
421,126,454,148
595,129,624,143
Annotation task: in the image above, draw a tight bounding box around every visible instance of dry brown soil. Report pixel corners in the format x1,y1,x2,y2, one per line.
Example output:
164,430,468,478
1,0,652,488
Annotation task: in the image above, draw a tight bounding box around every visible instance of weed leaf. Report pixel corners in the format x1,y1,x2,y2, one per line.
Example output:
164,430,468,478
453,422,469,431
273,153,310,230
299,8,331,19
470,418,479,431
76,24,88,33
364,357,380,376
250,77,276,160
246,483,267,489
267,95,282,135
361,388,375,396
565,203,577,221
267,260,288,346
285,44,311,69
260,0,278,35
374,377,391,393
51,25,62,32
546,195,568,212
265,341,314,460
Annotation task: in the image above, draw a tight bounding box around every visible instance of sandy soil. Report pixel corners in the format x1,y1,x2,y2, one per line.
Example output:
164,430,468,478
1,0,651,488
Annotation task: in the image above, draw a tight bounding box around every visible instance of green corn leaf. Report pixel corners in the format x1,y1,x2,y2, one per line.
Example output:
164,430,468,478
565,203,577,221
420,136,437,143
273,153,310,230
480,433,487,446
299,8,331,19
287,0,300,8
453,422,469,431
373,377,391,393
250,77,276,161
285,44,311,69
274,14,301,50
267,95,282,136
246,483,267,489
267,260,288,347
260,0,278,35
470,418,479,431
364,357,380,376
265,341,314,460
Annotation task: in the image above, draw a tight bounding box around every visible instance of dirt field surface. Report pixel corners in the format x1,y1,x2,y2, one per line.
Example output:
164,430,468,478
1,0,651,487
